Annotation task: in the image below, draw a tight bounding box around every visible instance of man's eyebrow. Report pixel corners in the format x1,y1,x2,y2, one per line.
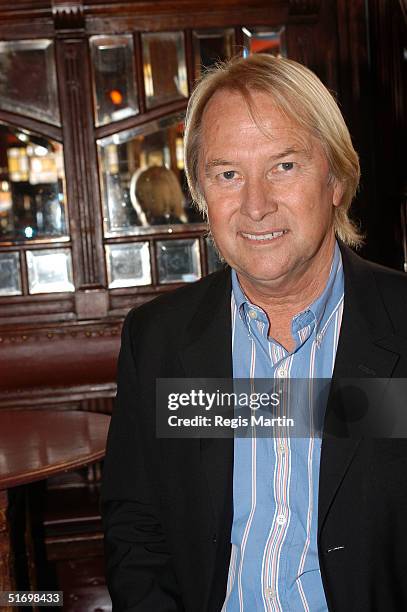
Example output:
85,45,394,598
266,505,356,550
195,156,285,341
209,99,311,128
204,159,235,175
270,146,312,160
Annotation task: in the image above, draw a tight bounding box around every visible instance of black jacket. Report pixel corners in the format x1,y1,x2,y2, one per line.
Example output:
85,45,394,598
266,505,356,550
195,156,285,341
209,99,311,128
102,244,407,611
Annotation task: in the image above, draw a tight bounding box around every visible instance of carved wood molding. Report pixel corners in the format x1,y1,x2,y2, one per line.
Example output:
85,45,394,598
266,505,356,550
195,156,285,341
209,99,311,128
0,320,121,345
52,0,84,31
56,38,107,289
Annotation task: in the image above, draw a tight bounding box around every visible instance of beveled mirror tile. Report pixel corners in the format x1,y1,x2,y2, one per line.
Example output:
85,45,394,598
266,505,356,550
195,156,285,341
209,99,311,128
90,35,138,127
26,248,74,294
105,242,151,288
157,238,201,284
142,31,188,109
242,26,287,57
0,252,22,296
0,39,60,125
192,28,235,79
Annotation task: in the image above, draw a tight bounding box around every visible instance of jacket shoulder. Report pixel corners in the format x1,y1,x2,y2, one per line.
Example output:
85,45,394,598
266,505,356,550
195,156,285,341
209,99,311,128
368,259,407,331
353,250,407,300
123,267,230,340
341,244,407,333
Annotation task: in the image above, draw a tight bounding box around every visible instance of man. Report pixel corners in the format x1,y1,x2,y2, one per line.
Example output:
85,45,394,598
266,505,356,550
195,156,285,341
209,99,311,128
102,55,407,611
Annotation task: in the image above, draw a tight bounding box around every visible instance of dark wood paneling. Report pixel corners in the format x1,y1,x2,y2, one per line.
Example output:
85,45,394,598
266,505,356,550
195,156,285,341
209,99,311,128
335,0,372,248
334,0,406,269
86,3,288,35
0,297,75,326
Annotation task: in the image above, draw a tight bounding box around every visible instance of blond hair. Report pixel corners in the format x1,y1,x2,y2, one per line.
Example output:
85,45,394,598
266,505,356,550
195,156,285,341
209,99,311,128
184,54,362,246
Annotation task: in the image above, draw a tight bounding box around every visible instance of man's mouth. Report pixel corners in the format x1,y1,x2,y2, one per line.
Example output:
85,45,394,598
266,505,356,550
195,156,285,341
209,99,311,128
240,230,288,241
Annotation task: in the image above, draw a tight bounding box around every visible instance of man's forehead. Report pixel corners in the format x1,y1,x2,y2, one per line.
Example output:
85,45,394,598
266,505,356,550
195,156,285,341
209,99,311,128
203,88,289,120
201,88,312,144
200,102,316,163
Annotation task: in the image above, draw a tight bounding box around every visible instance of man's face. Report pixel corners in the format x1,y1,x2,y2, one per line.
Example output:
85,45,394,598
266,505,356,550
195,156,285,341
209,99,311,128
198,89,343,293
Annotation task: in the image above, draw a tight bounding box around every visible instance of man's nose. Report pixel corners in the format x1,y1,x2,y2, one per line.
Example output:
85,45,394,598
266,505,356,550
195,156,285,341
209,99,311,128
239,177,278,221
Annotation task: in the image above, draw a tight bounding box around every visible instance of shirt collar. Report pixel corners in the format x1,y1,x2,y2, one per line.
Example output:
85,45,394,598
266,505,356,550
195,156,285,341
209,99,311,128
231,241,344,337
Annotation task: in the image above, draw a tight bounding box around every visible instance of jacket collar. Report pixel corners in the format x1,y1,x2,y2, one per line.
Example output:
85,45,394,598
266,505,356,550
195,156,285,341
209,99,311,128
180,268,232,379
180,243,400,382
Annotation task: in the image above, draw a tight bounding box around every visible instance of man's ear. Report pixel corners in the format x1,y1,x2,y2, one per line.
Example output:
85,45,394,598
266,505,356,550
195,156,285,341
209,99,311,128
332,178,345,208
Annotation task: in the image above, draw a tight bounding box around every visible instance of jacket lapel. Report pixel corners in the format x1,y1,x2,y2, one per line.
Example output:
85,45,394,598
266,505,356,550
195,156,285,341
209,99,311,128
179,269,234,532
318,244,400,534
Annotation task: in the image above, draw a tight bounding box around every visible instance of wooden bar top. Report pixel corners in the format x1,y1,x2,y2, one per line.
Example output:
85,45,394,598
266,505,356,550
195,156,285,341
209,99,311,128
0,410,110,490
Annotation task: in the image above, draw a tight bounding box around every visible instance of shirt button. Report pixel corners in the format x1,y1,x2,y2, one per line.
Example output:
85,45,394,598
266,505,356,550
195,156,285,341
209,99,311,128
249,310,257,319
278,444,286,453
277,369,287,378
265,587,277,599
276,514,286,525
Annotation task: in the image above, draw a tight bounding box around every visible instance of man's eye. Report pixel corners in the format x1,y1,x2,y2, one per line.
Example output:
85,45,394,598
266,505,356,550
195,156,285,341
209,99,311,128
221,171,237,180
280,162,294,171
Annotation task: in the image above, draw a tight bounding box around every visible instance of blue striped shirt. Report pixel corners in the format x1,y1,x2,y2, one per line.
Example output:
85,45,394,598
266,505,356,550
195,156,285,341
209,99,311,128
223,242,344,611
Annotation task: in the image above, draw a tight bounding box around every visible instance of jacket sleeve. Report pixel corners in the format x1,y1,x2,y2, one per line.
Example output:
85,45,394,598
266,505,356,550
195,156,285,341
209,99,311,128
101,310,184,611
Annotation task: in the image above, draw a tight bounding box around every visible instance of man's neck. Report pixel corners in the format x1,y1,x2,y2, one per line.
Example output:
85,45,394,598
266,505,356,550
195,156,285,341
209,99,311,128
237,237,336,351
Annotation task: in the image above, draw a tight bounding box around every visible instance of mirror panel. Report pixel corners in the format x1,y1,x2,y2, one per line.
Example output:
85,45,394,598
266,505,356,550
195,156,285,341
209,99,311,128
192,28,235,79
0,123,68,243
157,238,201,283
242,26,287,57
142,32,188,109
0,251,22,296
97,114,203,237
90,35,139,127
105,242,151,288
0,40,60,125
26,248,74,294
